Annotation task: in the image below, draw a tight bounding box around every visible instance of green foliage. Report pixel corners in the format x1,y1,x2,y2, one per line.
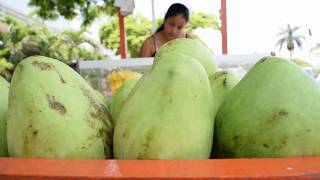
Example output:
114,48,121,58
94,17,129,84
99,12,220,57
49,29,102,63
99,16,120,55
28,0,118,26
186,12,220,32
27,0,221,57
0,58,14,81
100,14,153,57
79,48,104,60
0,16,104,80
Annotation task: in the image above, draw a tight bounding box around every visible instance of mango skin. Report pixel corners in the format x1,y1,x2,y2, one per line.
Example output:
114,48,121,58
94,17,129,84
154,39,218,76
110,77,140,123
213,56,320,158
7,56,113,159
114,52,214,159
209,70,239,115
0,77,9,156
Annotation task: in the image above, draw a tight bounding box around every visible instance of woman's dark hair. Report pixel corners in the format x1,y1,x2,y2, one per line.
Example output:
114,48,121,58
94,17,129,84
156,3,189,33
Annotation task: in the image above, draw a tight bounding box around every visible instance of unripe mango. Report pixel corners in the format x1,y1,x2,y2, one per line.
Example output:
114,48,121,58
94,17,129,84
154,39,218,76
213,57,320,158
209,70,239,115
7,56,113,159
0,77,9,156
114,52,214,159
110,77,141,123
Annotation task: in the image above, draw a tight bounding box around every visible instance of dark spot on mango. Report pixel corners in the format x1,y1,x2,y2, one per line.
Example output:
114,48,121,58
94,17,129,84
90,112,98,119
22,133,30,155
80,85,112,128
97,127,106,138
33,130,38,137
273,144,283,150
278,110,288,116
46,95,67,115
307,129,311,132
222,78,227,86
213,71,228,80
57,72,66,84
31,61,66,84
169,99,172,103
232,136,239,141
168,70,175,77
269,110,288,123
138,129,155,159
80,84,113,152
32,61,54,70
81,146,88,150
47,147,55,154
263,144,269,148
122,130,129,138
259,57,269,63
232,135,242,146
272,137,288,150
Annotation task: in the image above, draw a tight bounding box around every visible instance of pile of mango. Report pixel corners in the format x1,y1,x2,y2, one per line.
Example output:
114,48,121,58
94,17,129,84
1,38,320,160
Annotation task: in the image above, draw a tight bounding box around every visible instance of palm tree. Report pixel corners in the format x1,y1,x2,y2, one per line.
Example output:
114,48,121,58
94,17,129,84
276,24,306,59
50,29,99,64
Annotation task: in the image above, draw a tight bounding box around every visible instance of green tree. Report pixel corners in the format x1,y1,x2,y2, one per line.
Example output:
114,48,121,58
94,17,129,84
276,24,306,59
28,0,117,26
0,16,104,79
100,14,152,57
186,12,220,32
99,12,220,57
49,29,102,64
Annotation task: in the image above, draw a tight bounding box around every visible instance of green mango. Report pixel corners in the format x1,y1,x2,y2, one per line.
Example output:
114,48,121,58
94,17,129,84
7,56,113,159
110,77,141,123
209,70,240,115
114,52,214,159
0,76,9,157
213,56,320,158
154,39,218,76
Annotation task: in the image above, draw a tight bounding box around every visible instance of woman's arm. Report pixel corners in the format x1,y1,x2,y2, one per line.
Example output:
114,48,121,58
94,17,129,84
139,37,154,57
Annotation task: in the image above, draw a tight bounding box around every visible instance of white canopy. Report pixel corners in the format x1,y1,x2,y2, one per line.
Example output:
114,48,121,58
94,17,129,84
114,0,135,16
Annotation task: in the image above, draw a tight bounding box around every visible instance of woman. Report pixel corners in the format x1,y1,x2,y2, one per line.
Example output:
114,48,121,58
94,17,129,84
139,3,192,57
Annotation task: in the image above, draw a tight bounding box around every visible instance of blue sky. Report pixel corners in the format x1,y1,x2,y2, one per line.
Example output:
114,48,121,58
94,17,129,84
1,0,320,59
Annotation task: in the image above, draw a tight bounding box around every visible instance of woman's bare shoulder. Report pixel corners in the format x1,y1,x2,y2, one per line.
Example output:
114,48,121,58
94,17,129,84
142,35,155,47
139,35,155,57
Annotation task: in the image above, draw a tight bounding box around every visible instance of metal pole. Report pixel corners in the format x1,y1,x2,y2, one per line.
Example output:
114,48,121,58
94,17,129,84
151,0,156,33
118,9,127,59
221,0,228,54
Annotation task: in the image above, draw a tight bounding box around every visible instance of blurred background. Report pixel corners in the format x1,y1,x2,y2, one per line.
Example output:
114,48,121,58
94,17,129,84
1,0,320,85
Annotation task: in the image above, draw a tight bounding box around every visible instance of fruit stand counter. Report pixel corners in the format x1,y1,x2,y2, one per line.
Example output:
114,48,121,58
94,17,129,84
1,157,320,179
77,54,267,97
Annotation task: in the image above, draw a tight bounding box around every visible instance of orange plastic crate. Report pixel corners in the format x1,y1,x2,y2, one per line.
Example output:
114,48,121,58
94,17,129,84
1,157,320,179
